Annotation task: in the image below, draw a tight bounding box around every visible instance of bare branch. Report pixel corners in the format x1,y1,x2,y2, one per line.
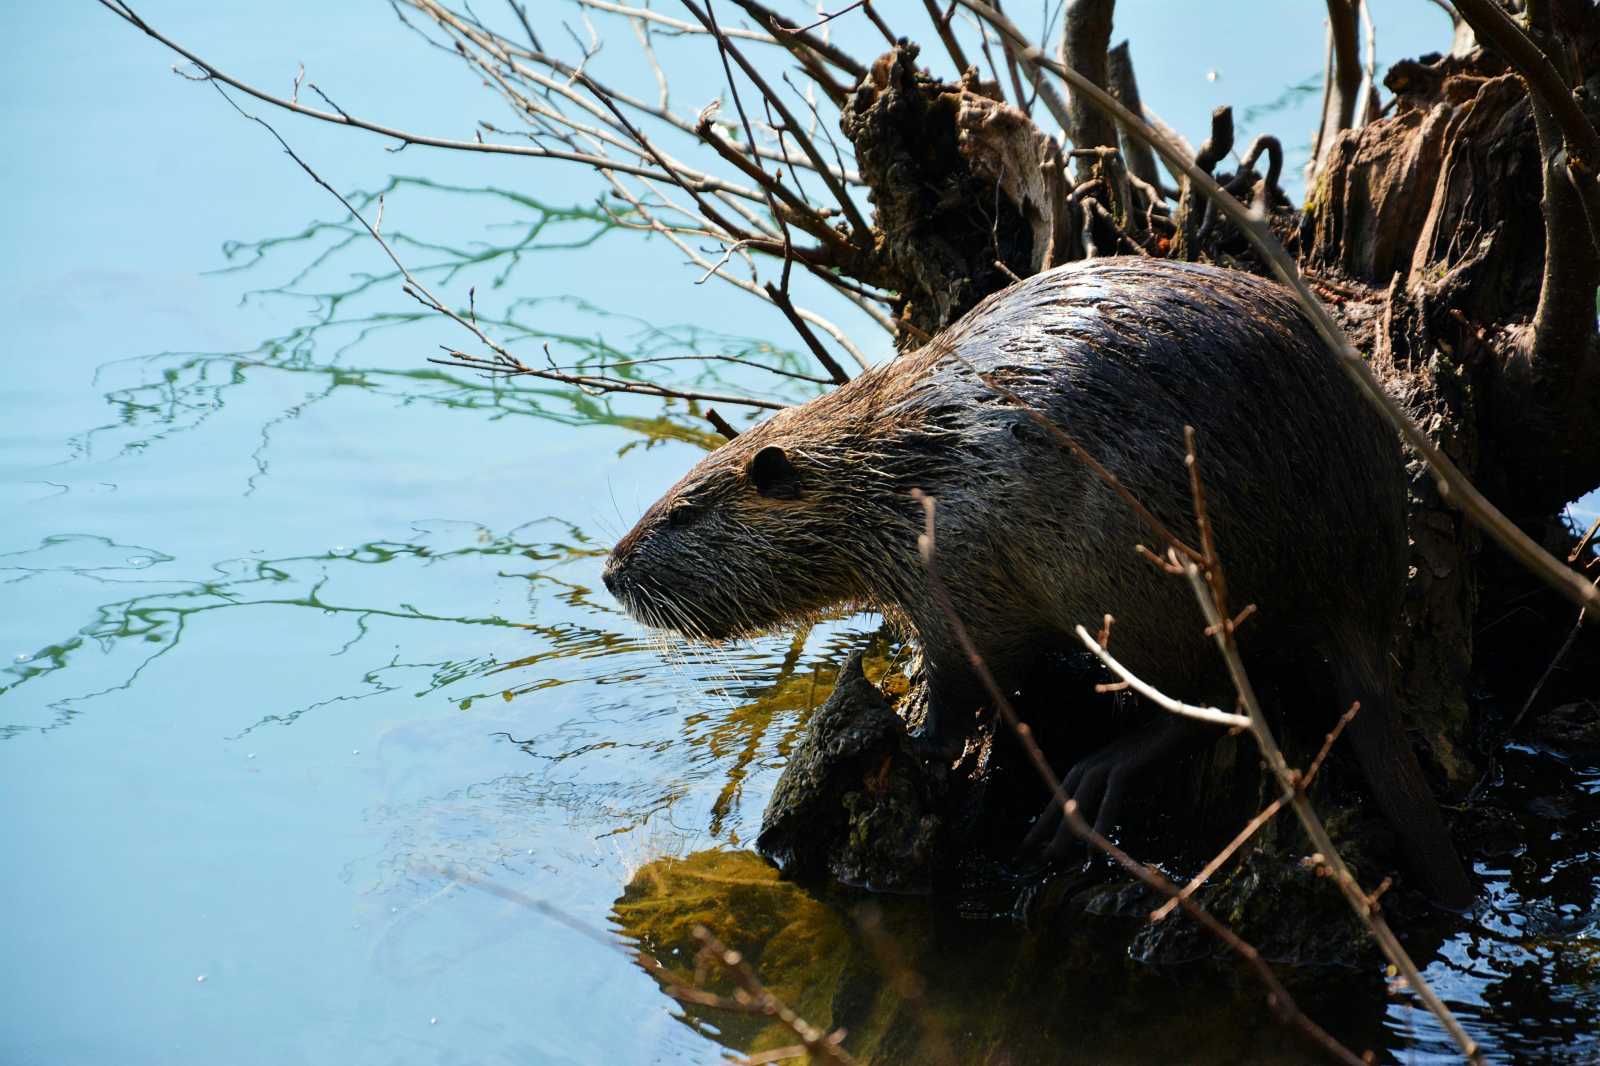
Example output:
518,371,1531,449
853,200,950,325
1304,703,1362,790
415,1,865,184
1149,794,1286,923
197,81,784,417
682,1,872,241
1449,0,1600,371
1310,0,1361,174
706,408,740,439
1178,431,1482,1065
1354,0,1379,124
1174,105,1232,260
857,1,900,49
97,0,744,194
1105,41,1165,199
1073,625,1250,728
922,0,972,75
1059,0,1118,177
1506,572,1596,735
431,352,787,409
764,283,852,383
726,0,868,81
605,172,873,367
781,1,868,36
575,0,773,41
1180,556,1482,1063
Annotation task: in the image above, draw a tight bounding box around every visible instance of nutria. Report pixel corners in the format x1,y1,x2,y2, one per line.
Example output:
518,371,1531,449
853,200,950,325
603,257,1473,908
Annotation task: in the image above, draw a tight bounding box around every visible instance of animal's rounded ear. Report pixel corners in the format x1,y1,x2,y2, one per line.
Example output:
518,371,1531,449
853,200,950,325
749,445,803,499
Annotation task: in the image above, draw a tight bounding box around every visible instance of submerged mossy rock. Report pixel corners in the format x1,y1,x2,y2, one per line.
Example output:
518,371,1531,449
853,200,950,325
1528,700,1600,755
756,651,944,892
1125,851,1369,967
612,849,855,1054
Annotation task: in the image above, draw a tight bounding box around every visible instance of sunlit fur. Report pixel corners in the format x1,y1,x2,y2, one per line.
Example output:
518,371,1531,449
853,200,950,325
603,256,1481,904
605,257,1406,712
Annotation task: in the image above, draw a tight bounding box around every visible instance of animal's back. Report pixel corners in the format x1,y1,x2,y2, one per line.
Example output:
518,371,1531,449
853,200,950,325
899,259,1467,904
903,257,1407,697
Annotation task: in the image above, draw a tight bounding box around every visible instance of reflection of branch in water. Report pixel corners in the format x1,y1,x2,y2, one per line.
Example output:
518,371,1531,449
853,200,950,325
68,179,822,473
0,520,638,740
212,175,615,287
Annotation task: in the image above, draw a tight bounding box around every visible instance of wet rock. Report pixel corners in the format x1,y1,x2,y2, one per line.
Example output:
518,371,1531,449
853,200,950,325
757,651,944,893
1125,850,1370,968
1527,700,1600,755
1461,804,1524,860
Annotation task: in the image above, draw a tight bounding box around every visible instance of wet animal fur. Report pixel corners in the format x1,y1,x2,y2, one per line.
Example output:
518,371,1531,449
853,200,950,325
604,257,1472,906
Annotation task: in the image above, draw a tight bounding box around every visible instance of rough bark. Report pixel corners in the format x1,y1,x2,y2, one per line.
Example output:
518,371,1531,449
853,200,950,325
841,45,1076,344
1106,40,1163,197
1303,31,1600,786
1310,0,1364,173
1061,0,1119,175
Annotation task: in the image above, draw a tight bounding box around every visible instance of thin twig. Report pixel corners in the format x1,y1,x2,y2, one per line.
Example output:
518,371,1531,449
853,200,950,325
99,0,747,197
202,83,784,415
1505,575,1596,735
682,0,872,242
1073,625,1250,729
1151,701,1362,922
1177,428,1482,1063
780,0,868,35
764,283,852,383
1150,795,1287,922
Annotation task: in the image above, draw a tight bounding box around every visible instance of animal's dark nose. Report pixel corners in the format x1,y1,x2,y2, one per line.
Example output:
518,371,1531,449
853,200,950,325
601,559,620,595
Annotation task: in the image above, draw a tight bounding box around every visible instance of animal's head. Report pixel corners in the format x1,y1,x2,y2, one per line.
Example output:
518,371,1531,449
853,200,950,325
602,381,939,640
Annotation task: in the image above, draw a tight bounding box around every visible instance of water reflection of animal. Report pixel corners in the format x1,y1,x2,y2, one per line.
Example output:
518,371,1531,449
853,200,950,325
603,257,1472,908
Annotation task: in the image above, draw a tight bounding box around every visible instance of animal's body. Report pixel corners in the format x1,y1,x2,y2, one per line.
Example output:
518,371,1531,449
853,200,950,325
604,257,1472,907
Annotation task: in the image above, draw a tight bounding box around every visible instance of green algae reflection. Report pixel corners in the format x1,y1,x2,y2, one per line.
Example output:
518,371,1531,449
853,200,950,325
73,179,823,473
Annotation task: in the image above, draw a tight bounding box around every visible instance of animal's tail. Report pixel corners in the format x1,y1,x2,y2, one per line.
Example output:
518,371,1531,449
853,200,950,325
1335,649,1475,910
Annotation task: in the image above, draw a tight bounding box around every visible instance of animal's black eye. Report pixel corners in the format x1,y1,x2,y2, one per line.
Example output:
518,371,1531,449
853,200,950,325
667,502,697,528
749,445,803,500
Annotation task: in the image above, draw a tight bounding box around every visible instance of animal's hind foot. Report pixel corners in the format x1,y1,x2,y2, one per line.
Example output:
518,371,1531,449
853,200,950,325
1017,716,1205,864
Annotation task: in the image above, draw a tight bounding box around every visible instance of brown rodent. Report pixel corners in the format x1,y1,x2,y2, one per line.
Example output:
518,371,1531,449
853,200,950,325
603,257,1473,908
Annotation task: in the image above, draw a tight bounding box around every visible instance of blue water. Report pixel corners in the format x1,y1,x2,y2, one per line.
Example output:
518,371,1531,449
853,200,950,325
4,4,1594,1064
